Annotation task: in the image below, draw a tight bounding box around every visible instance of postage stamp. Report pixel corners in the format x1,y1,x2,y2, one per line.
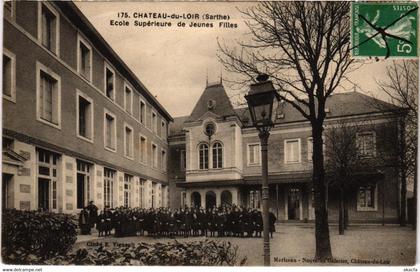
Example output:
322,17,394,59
352,2,418,58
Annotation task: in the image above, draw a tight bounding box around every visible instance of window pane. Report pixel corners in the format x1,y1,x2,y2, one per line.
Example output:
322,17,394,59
39,166,50,176
359,188,366,207
78,96,91,138
79,42,90,79
40,72,57,124
181,150,186,170
41,5,55,52
106,68,114,99
105,114,114,149
140,101,145,123
3,55,11,97
249,145,255,163
125,88,132,113
199,144,208,169
286,140,299,162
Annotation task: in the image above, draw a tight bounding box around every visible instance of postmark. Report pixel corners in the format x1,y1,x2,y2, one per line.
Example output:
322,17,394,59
352,2,418,58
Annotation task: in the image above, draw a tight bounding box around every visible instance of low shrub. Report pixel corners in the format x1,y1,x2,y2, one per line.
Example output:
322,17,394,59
2,209,77,264
45,240,247,266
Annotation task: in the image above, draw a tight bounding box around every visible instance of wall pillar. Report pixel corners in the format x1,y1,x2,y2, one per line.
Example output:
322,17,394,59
94,165,104,210
200,191,206,208
216,190,221,207
62,155,76,213
133,176,140,207
116,171,124,207
232,189,239,205
13,141,36,211
157,183,162,207
185,190,191,208
145,180,152,208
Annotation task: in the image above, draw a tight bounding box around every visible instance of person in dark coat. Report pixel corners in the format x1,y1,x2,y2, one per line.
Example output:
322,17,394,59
97,210,105,237
104,207,113,236
192,211,200,236
216,211,226,237
208,210,217,237
231,207,239,237
167,212,177,238
243,208,253,237
79,207,91,235
269,209,277,238
198,208,208,236
174,209,183,236
183,209,193,237
87,201,98,228
252,209,263,237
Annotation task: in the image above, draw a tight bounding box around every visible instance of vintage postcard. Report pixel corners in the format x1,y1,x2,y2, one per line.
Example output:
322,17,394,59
1,0,418,270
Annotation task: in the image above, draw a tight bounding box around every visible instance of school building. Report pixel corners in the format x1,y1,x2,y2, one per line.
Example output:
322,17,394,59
2,1,172,213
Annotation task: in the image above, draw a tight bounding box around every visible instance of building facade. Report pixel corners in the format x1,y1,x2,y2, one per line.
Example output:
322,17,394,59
2,1,173,213
168,82,403,223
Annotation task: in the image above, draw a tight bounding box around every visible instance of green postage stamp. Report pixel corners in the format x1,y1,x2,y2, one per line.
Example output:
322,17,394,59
352,2,418,58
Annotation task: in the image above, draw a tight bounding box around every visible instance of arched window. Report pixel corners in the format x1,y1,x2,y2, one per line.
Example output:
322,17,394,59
199,143,209,170
212,142,223,169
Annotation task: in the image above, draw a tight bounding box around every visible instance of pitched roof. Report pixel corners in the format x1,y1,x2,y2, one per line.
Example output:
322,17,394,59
237,91,401,126
169,91,401,136
186,83,237,122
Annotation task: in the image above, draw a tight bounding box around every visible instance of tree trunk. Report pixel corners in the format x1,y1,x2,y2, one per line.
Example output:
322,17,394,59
312,124,332,260
400,171,407,227
399,118,407,227
344,192,349,229
339,186,344,235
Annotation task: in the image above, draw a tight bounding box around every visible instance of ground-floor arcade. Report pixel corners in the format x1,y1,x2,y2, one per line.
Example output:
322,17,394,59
177,171,400,223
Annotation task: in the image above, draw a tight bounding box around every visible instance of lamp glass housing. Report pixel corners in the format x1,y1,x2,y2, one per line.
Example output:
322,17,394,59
246,88,279,129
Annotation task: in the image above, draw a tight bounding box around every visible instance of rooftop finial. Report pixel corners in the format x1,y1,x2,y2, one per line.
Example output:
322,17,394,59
220,68,223,84
206,69,208,87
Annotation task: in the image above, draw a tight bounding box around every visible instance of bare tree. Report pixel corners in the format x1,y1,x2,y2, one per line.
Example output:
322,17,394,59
324,121,381,235
325,122,360,235
374,60,418,228
218,2,356,259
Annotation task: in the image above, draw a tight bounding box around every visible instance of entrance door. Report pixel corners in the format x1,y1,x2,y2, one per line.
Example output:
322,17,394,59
38,178,50,211
2,173,13,209
77,173,85,209
288,188,301,220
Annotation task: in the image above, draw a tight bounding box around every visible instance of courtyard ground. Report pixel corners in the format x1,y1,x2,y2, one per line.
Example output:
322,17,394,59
74,223,416,266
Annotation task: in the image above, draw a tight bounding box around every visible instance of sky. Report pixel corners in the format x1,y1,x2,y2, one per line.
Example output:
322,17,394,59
75,2,398,118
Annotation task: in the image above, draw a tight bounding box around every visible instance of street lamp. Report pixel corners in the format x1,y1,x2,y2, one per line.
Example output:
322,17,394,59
245,74,279,266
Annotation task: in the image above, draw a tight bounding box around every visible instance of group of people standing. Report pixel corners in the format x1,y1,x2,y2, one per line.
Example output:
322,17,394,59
79,204,277,238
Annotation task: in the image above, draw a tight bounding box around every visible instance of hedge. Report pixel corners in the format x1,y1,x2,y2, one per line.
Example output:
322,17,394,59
45,240,247,266
2,209,77,264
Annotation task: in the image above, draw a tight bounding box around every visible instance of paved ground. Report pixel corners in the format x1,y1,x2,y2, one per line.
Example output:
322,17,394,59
74,224,416,266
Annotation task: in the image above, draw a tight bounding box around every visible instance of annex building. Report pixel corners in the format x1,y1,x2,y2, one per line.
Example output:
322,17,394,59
168,82,403,223
2,1,173,213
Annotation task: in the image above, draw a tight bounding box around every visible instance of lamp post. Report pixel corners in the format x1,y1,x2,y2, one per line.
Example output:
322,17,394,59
245,74,279,266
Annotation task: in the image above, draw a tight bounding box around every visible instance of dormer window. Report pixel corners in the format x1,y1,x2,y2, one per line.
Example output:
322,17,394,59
207,99,216,110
